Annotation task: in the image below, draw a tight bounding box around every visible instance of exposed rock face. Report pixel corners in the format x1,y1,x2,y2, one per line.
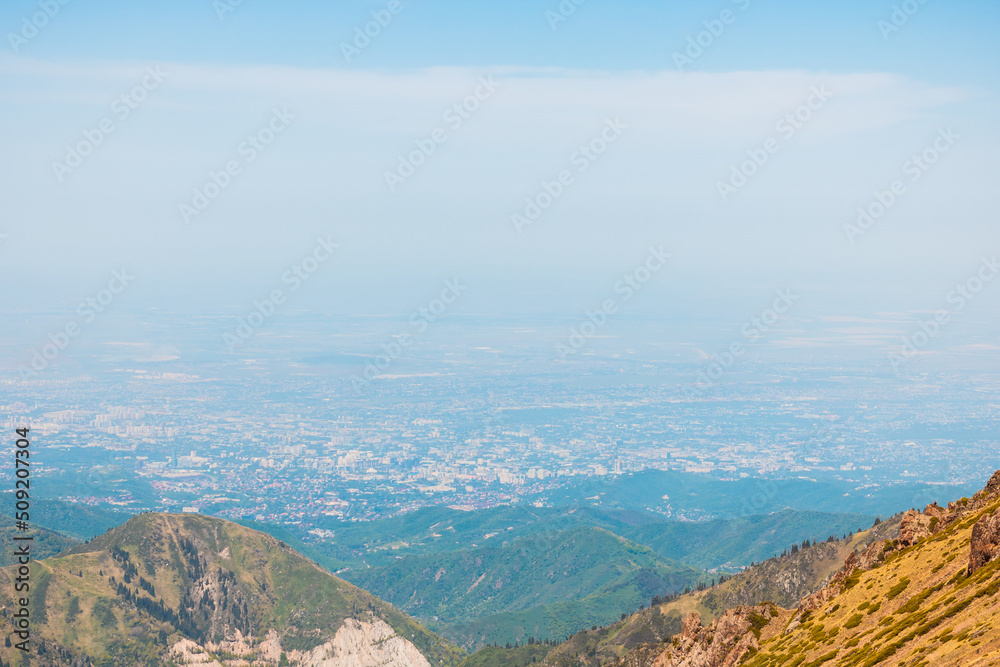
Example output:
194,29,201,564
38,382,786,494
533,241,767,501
605,471,1000,667
171,617,431,667
796,470,1000,630
170,638,224,665
898,510,934,547
923,502,946,519
650,605,775,667
796,538,890,617
968,506,1000,576
984,470,1000,498
290,618,432,667
854,539,886,571
680,613,702,640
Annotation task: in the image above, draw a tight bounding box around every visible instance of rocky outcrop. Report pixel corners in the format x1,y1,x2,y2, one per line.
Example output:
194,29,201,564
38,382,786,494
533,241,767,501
898,509,935,547
855,539,887,571
968,506,1000,576
796,537,891,618
984,470,1000,498
650,605,777,667
794,470,1000,630
923,502,946,519
895,474,1000,548
942,470,1000,527
608,472,1000,667
170,617,431,667
290,617,432,667
680,613,702,640
892,474,1000,550
170,638,224,665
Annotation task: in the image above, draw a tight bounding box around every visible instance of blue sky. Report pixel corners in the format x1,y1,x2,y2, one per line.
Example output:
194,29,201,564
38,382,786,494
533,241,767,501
1,0,999,320
3,0,998,81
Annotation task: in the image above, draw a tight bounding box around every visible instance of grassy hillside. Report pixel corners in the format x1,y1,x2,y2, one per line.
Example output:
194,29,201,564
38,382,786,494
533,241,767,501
653,514,903,623
0,515,79,565
454,513,904,667
305,504,602,569
235,518,348,572
443,591,671,651
346,525,705,648
347,525,703,621
0,513,462,667
1,498,133,541
293,501,877,573
620,509,878,570
739,492,1000,665
587,470,1000,667
248,497,878,649
459,643,555,667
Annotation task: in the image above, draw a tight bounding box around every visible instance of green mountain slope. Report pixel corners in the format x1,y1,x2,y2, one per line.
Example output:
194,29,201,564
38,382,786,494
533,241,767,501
347,526,702,622
2,498,133,541
468,471,1000,667
346,526,705,648
0,515,79,565
454,511,902,666
458,643,555,667
621,509,879,570
293,502,876,573
648,470,1000,667
0,513,462,667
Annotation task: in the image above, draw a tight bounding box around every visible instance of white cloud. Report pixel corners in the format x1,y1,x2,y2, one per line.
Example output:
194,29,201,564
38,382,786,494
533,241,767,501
0,56,994,313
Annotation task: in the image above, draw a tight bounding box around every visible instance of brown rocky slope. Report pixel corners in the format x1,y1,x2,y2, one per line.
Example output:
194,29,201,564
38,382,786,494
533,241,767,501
642,470,1000,667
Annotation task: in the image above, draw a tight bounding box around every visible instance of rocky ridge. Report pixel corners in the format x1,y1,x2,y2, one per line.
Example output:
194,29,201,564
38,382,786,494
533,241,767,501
0,513,460,667
635,470,1000,667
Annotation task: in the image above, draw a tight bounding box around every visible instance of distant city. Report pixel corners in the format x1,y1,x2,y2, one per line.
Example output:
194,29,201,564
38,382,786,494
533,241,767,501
4,311,997,530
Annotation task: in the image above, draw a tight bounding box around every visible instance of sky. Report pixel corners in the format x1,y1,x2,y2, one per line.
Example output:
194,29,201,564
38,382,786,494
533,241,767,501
1,0,999,319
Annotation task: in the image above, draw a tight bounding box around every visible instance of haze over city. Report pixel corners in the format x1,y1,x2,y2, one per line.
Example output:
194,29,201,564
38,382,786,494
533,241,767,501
2,2,1000,666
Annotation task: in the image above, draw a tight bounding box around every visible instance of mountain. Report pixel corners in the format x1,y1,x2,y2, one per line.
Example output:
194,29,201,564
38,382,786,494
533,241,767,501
0,516,79,565
1,498,133,541
616,509,878,570
475,520,901,667
0,513,462,667
288,500,875,574
456,470,1000,667
526,469,1000,667
652,513,903,622
690,469,1000,667
538,469,975,520
446,515,902,667
332,506,874,648
347,526,705,648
